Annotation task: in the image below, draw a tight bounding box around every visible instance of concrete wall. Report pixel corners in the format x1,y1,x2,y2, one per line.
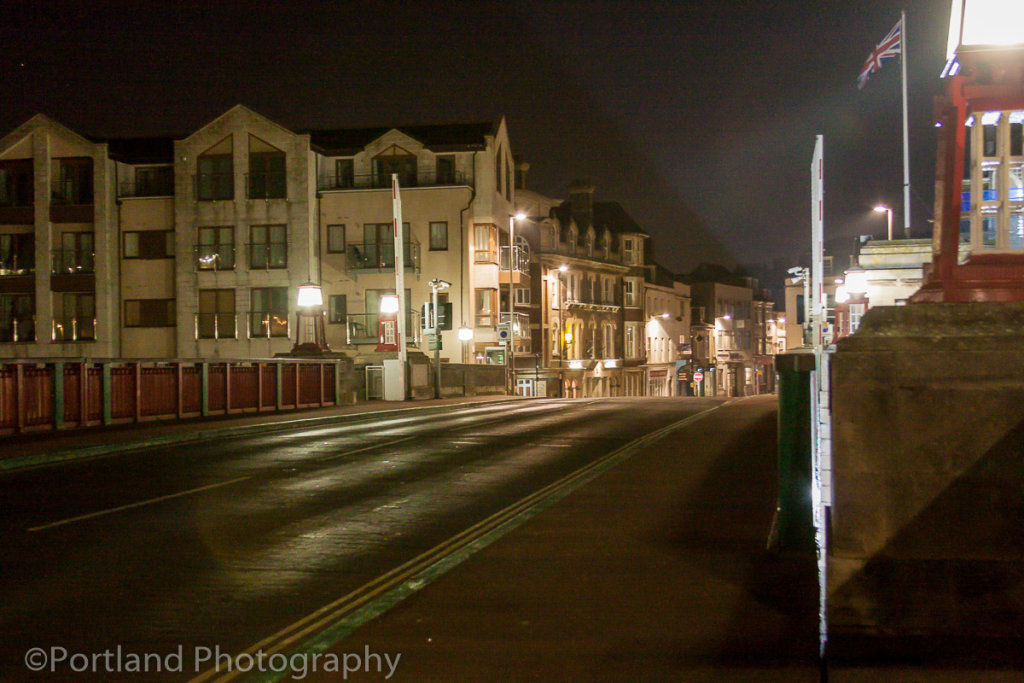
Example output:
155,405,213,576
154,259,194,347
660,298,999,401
829,302,1024,642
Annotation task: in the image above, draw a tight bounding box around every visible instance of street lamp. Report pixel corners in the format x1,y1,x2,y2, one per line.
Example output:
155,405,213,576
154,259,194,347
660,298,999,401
427,278,451,398
874,204,893,241
292,282,329,354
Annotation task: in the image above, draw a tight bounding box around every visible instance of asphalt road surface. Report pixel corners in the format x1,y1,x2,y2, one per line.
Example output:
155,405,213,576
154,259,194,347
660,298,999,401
0,397,724,680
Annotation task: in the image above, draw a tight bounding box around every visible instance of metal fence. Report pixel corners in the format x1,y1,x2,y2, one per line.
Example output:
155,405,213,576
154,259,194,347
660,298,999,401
0,358,345,435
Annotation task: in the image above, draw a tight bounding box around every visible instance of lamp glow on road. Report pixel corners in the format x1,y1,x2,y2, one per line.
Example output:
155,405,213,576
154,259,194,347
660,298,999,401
296,284,323,308
379,295,400,314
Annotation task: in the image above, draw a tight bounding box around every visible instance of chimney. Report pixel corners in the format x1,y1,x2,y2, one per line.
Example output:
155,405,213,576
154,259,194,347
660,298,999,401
567,180,595,229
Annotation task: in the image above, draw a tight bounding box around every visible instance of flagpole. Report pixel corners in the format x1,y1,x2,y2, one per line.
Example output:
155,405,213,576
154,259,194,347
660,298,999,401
900,9,911,239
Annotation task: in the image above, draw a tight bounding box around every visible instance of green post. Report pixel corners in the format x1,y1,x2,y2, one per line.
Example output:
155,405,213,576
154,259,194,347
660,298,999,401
101,363,112,426
200,362,209,417
53,362,65,429
773,350,816,552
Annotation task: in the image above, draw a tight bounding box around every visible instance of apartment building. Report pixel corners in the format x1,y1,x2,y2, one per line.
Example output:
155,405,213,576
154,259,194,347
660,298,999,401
643,266,691,397
687,265,758,397
0,106,517,364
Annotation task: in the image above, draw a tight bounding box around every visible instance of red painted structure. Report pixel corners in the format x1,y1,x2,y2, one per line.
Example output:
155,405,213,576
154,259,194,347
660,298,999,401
0,359,342,435
913,44,1024,302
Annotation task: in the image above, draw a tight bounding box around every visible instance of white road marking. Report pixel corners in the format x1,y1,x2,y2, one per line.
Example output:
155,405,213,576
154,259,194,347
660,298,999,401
27,476,252,532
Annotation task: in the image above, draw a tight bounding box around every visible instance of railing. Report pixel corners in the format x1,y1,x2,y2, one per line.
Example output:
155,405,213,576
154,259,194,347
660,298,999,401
500,312,530,341
0,255,34,276
499,245,530,273
246,172,287,199
51,249,95,274
194,245,236,270
52,316,96,342
318,169,468,192
194,312,238,340
564,292,622,308
247,242,287,269
51,179,93,205
0,358,346,435
0,316,36,342
344,311,421,346
248,312,290,339
347,241,420,272
118,178,174,198
194,173,234,201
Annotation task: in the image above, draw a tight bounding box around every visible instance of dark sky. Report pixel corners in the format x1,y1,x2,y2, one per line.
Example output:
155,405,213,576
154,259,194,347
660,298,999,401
0,0,953,273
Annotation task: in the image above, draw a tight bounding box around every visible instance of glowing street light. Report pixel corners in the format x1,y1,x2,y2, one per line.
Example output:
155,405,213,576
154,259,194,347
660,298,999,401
874,204,893,240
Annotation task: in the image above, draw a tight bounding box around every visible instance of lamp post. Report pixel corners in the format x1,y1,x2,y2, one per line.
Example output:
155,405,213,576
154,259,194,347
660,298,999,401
506,212,526,395
874,204,893,241
293,282,328,354
458,326,473,364
428,278,451,399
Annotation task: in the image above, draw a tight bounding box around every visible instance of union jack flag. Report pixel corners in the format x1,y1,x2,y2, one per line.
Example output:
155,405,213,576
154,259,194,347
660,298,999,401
858,19,902,89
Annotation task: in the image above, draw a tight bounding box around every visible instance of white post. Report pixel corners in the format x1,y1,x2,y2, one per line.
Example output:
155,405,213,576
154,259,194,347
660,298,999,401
507,215,515,395
811,136,825,348
392,174,407,399
900,9,911,238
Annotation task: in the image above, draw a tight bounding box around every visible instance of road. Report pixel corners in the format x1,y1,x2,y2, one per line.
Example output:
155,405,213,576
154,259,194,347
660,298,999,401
0,397,725,680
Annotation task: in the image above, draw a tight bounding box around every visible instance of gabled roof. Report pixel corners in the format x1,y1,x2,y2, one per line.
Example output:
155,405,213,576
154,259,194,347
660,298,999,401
106,137,176,164
305,121,499,156
551,200,649,238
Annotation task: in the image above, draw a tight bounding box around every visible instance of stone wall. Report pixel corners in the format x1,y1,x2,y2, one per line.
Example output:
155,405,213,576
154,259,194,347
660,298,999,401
829,302,1024,645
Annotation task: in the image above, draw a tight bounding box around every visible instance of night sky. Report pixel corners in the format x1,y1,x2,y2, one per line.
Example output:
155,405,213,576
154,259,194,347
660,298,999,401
0,0,953,274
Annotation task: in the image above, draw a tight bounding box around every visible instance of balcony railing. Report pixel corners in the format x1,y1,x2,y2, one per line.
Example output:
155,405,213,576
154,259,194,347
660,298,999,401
564,292,622,309
194,173,234,201
344,311,421,346
194,312,238,340
318,170,467,192
499,245,530,274
52,316,95,342
0,255,34,276
347,241,420,272
247,242,287,269
118,178,174,198
0,316,36,342
500,312,530,341
246,172,286,200
194,245,236,270
51,249,95,274
248,312,290,339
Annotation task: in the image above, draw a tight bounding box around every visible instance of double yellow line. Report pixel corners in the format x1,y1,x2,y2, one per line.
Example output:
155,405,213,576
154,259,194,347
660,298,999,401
191,401,727,682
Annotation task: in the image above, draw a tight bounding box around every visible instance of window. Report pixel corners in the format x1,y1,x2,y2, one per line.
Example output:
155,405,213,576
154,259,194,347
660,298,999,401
848,303,866,334
335,159,354,188
622,238,635,264
328,294,347,324
429,221,448,251
623,279,638,307
125,299,175,327
250,287,288,338
436,156,455,184
373,146,417,187
354,223,411,269
327,224,346,253
248,152,286,199
625,324,639,359
0,293,34,342
474,288,497,326
54,292,95,341
55,232,94,273
198,288,235,339
53,158,93,205
197,226,234,270
197,154,233,200
123,231,174,259
0,160,33,207
514,287,531,305
134,166,174,196
0,233,34,274
249,225,287,269
474,224,496,263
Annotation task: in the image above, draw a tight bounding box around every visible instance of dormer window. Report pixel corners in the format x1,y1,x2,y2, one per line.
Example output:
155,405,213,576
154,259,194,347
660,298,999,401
374,145,417,187
585,233,594,256
622,238,635,264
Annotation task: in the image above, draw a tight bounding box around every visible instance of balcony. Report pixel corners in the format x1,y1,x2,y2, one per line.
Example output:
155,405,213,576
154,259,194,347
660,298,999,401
0,254,34,276
499,245,530,285
564,292,622,312
118,177,174,198
52,316,95,342
318,170,468,192
0,315,35,342
194,245,236,271
247,242,287,269
51,249,95,275
194,312,238,340
343,311,422,346
51,178,93,206
248,312,290,339
347,241,420,273
194,173,234,201
246,172,286,200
